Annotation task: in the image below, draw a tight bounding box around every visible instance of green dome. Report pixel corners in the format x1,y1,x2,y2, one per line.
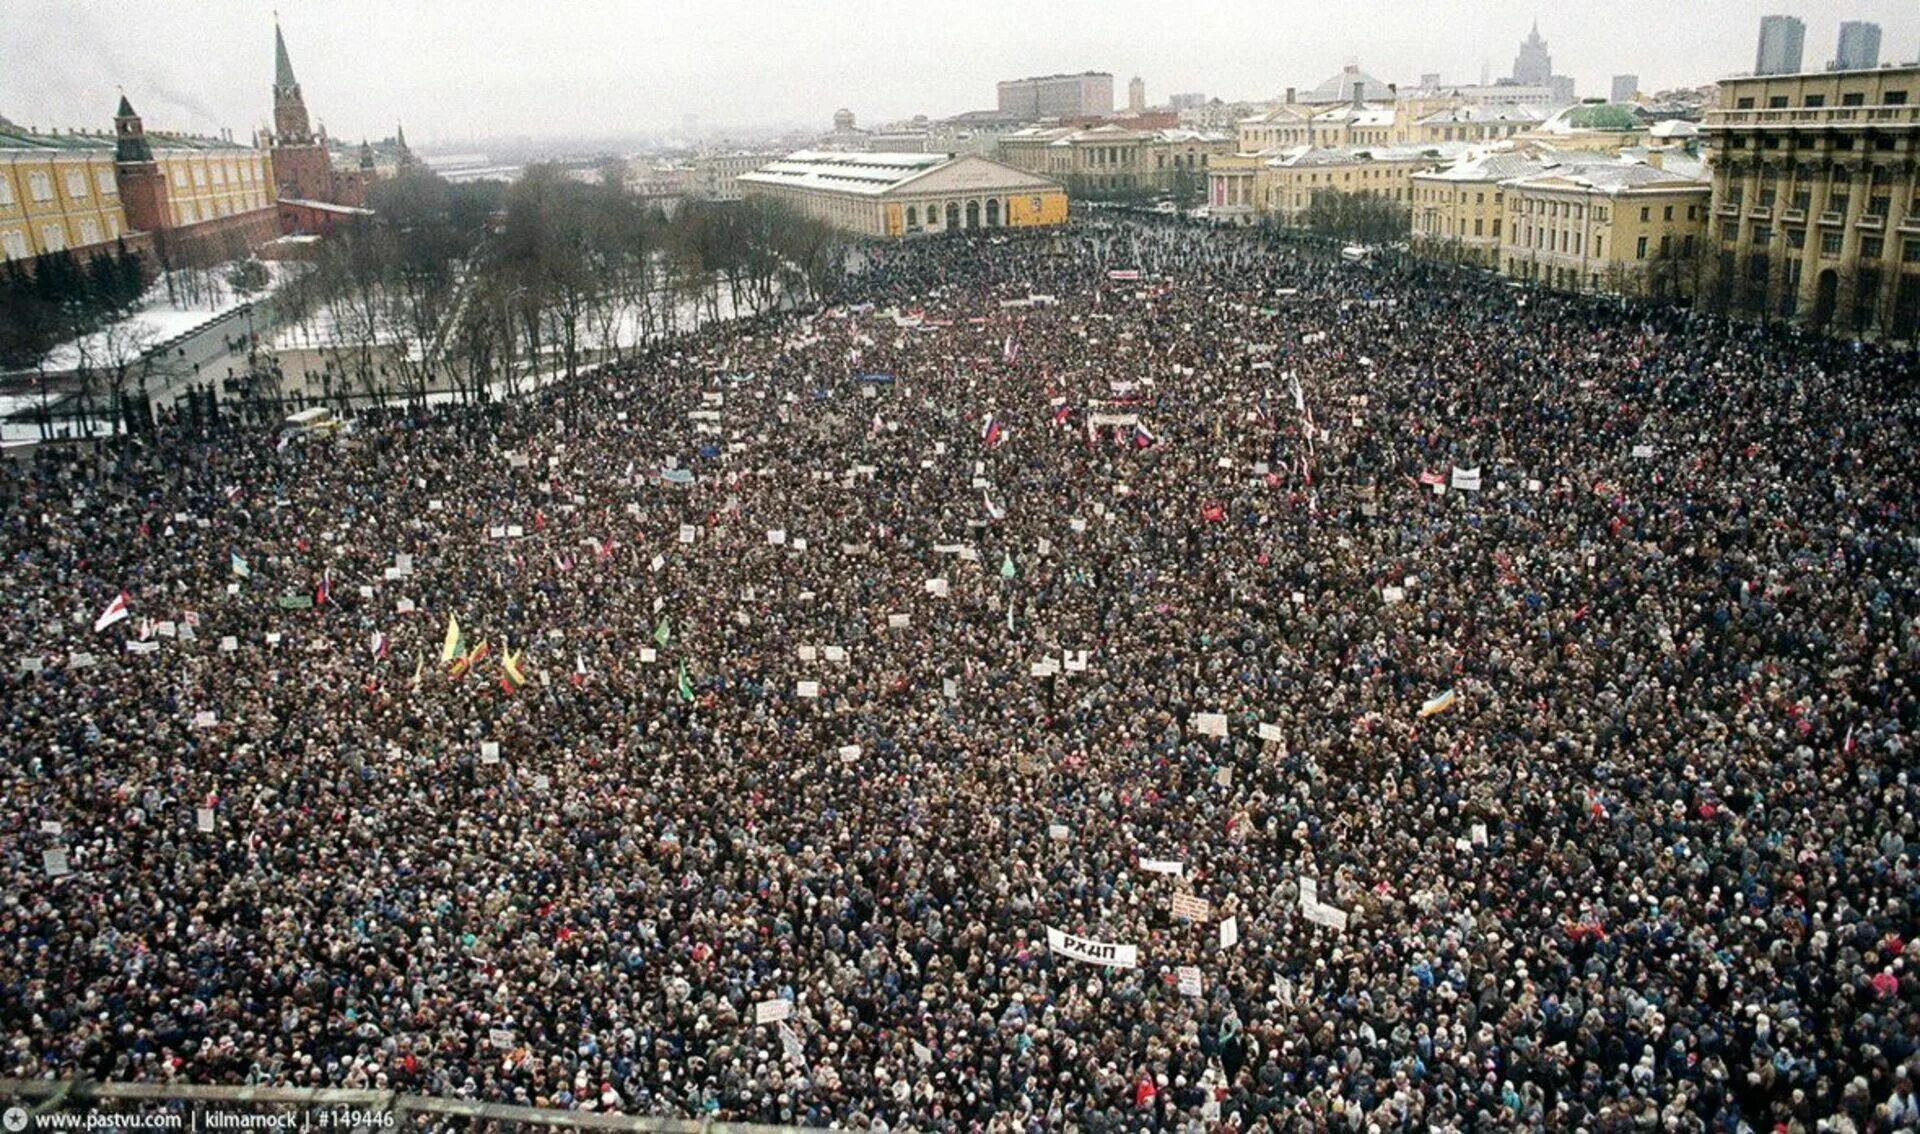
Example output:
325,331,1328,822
1561,103,1642,131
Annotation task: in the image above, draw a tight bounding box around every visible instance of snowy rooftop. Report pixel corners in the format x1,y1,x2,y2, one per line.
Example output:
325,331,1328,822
737,151,950,197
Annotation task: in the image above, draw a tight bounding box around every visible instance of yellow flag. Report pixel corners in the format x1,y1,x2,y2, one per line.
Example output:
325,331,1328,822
440,614,462,664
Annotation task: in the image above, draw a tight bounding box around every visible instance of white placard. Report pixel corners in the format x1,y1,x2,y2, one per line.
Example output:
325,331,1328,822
924,578,949,597
383,567,403,581
40,820,63,836
1192,712,1228,738
127,640,160,654
678,524,697,544
220,636,239,652
1063,649,1089,672
43,848,70,878
359,585,375,599
1257,723,1284,743
1632,443,1655,459
1299,876,1318,908
650,555,665,573
488,1028,515,1051
533,774,551,791
396,598,416,614
192,710,218,729
1382,585,1406,605
506,525,525,538
1176,965,1203,998
1171,893,1213,922
1219,916,1239,949
639,647,657,662
837,744,862,761
767,529,786,545
196,807,215,832
823,646,846,663
887,613,910,628
1303,902,1349,931
156,621,177,638
754,998,793,1024
19,656,43,674
796,681,820,699
1070,517,1087,532
66,652,96,669
489,525,507,539
1047,823,1069,841
942,677,958,699
1450,466,1481,492
1046,927,1138,969
480,741,501,763
1140,858,1184,876
1471,822,1489,846
798,645,818,661
429,499,444,511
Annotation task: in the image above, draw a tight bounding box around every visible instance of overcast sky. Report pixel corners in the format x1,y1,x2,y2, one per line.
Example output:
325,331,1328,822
5,1,1917,148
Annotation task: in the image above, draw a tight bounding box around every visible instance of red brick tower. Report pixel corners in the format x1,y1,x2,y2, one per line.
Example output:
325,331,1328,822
113,94,172,232
269,20,334,204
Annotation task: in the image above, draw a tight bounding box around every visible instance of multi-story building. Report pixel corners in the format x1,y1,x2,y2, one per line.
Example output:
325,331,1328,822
1413,103,1547,144
1612,75,1641,104
1701,65,1920,338
692,151,781,201
996,73,1114,120
1128,77,1146,114
737,150,1067,238
1206,144,1457,227
2,96,277,265
997,124,1233,199
1411,148,1570,265
1831,22,1882,72
1755,16,1807,77
1499,160,1710,298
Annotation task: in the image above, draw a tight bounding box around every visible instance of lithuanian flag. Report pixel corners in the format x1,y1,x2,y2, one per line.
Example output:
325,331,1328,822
440,614,462,665
500,648,527,693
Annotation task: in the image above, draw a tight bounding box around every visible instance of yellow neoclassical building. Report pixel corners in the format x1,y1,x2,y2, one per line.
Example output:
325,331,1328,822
1206,144,1460,227
1499,161,1710,298
739,151,1067,238
1411,150,1555,265
2,106,274,264
0,132,128,261
1701,65,1920,338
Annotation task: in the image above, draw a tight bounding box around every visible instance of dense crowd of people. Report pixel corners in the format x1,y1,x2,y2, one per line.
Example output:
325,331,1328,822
2,218,1916,1133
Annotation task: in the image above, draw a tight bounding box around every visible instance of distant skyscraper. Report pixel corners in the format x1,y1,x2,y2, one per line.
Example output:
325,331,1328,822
1755,15,1806,76
1128,76,1146,113
1832,21,1882,71
1611,74,1640,103
1512,20,1553,84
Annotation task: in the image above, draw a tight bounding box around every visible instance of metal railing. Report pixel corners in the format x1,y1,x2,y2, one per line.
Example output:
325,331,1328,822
1705,104,1920,129
0,1080,803,1134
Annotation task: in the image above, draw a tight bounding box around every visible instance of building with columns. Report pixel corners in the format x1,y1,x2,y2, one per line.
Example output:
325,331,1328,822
738,151,1066,238
1700,65,1920,339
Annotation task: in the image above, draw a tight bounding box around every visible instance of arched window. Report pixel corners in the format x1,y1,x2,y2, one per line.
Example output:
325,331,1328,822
906,205,917,228
986,198,1000,226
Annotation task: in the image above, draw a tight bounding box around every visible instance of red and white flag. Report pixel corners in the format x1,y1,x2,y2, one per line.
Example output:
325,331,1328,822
94,592,131,633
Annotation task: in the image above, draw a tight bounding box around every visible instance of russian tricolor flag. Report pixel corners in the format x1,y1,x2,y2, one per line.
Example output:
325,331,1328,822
981,414,1005,448
1132,423,1157,449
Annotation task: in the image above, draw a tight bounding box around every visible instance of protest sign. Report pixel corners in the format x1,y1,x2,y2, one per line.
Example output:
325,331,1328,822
1140,858,1184,876
1219,916,1239,950
1450,466,1482,492
1171,893,1213,922
755,998,793,1024
1192,712,1228,737
796,681,821,698
1177,965,1203,998
1045,927,1138,968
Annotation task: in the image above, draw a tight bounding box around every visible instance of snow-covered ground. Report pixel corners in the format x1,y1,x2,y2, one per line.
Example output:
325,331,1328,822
42,262,304,372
